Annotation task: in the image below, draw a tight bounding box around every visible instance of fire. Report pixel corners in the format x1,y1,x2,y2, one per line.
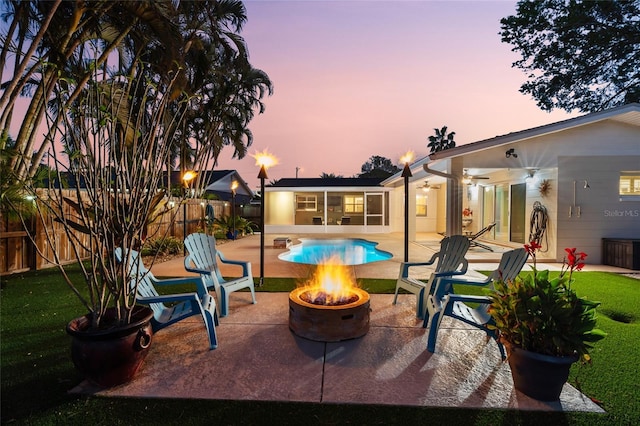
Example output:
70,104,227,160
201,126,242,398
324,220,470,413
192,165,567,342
399,151,414,165
252,149,279,169
301,256,359,305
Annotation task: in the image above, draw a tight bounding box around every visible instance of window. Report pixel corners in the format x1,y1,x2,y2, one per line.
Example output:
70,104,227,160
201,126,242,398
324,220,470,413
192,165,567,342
296,195,317,211
344,195,364,213
416,194,428,216
327,195,342,213
620,172,640,200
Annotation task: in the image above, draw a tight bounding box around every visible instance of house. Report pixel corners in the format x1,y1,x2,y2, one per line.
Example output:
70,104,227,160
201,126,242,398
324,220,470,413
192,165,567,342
382,102,640,264
167,170,254,204
262,104,639,265
263,177,390,234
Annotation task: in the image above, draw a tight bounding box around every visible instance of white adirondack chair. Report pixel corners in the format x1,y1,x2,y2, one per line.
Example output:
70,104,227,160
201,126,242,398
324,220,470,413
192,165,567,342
184,233,256,317
425,248,529,359
393,235,470,319
115,248,219,350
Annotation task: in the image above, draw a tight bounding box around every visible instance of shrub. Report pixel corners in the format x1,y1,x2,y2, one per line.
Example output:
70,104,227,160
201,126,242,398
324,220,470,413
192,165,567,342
141,237,184,256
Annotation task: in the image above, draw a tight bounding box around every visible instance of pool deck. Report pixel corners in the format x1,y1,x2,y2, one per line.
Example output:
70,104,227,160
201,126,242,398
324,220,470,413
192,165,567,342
149,232,634,280
74,232,633,413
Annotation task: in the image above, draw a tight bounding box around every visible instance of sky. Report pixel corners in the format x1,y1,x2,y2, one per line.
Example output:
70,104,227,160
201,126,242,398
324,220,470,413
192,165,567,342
216,0,580,190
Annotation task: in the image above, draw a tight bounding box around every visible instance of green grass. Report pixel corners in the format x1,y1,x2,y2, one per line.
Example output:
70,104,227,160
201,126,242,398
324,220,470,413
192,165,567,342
1,266,639,425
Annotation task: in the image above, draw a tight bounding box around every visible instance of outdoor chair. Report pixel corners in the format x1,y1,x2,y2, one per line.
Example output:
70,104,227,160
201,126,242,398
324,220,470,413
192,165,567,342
184,233,256,317
424,247,528,359
115,248,219,350
393,235,470,319
312,217,323,225
467,222,496,251
341,216,351,225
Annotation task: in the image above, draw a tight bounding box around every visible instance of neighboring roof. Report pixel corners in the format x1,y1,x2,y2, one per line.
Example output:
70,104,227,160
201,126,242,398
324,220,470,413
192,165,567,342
168,170,254,203
269,177,386,188
202,170,254,203
382,102,640,186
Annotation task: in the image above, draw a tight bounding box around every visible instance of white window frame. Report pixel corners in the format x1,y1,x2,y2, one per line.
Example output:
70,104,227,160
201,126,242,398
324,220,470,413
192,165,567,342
296,195,317,211
620,171,640,201
344,195,364,213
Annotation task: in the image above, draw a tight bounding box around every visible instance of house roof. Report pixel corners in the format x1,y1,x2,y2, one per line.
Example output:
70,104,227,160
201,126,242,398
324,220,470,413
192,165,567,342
168,170,254,203
382,102,640,186
270,177,386,188
428,102,640,162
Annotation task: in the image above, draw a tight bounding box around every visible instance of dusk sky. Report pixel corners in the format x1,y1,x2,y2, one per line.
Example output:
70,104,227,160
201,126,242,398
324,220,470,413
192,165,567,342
218,0,580,189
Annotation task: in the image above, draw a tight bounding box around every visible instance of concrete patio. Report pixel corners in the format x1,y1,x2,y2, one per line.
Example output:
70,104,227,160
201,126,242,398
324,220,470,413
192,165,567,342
70,233,626,413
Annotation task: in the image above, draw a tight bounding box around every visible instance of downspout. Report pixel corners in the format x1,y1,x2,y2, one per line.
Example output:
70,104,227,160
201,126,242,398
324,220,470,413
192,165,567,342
423,161,464,236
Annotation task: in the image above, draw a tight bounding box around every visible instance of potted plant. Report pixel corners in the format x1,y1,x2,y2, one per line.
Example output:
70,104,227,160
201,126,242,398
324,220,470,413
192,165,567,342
487,241,606,401
3,1,272,388
18,70,193,387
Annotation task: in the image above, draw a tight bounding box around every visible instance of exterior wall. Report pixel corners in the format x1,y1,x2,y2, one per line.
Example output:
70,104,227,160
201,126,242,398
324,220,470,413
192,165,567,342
388,184,405,233
265,192,294,225
557,156,640,264
524,168,558,261
415,186,439,233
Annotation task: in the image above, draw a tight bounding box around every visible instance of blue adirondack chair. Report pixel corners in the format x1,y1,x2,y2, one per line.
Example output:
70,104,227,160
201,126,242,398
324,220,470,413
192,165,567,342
115,248,219,350
425,247,529,359
393,235,470,319
184,233,256,317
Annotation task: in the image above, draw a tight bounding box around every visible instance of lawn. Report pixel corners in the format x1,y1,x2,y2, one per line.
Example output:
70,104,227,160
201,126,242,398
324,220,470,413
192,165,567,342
1,266,638,425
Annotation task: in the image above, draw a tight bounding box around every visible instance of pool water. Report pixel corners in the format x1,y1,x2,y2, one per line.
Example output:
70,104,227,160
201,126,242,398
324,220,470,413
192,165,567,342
278,238,393,265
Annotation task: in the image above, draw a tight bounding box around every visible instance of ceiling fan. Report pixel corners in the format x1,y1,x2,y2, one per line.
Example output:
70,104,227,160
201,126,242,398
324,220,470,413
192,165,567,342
463,170,489,185
422,180,440,192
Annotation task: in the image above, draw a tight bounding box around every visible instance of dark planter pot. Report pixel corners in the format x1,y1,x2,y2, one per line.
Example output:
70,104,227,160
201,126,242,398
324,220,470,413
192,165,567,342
66,305,154,388
508,345,578,401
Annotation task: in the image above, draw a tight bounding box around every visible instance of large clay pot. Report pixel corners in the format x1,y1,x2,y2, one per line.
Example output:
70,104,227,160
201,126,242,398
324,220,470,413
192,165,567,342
507,345,578,401
66,305,154,387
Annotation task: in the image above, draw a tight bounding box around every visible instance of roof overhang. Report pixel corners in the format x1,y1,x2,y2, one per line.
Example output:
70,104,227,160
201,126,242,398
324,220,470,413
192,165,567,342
382,102,640,186
265,186,392,192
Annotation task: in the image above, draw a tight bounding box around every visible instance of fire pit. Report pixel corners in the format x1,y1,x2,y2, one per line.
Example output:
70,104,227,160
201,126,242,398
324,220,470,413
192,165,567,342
289,257,370,342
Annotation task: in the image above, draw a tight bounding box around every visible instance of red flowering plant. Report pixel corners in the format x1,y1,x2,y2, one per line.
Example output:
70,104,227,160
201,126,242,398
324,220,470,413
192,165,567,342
487,241,606,362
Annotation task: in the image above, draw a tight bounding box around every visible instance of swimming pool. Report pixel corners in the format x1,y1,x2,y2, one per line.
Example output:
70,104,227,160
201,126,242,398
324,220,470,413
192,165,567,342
278,238,393,265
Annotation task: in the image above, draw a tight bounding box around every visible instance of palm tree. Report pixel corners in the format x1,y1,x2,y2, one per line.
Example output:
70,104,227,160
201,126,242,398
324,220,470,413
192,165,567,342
0,0,183,182
427,126,456,153
320,172,343,178
171,0,273,193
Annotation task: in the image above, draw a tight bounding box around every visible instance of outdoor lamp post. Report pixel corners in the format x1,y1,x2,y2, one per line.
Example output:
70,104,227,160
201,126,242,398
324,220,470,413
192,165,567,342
231,180,238,240
182,170,197,255
254,150,278,287
400,152,414,263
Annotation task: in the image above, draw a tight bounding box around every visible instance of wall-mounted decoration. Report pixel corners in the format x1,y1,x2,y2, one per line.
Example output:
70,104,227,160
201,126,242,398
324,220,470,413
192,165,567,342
538,179,551,197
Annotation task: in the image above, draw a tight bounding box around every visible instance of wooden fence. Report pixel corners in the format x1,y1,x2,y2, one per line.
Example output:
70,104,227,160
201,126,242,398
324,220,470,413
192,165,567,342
0,196,230,275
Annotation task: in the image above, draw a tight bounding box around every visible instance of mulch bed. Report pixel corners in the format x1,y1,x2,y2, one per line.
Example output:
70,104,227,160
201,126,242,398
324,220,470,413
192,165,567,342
141,236,236,265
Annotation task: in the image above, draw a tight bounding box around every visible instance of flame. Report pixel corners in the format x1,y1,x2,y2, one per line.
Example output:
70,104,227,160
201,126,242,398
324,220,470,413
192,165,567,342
253,149,279,170
182,170,197,183
301,256,359,305
399,151,414,165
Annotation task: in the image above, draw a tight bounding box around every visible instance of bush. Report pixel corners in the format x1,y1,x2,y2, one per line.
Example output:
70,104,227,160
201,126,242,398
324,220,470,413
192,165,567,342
141,237,184,256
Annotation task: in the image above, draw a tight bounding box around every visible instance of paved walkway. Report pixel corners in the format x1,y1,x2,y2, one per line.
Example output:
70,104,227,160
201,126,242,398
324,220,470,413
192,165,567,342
69,232,631,412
